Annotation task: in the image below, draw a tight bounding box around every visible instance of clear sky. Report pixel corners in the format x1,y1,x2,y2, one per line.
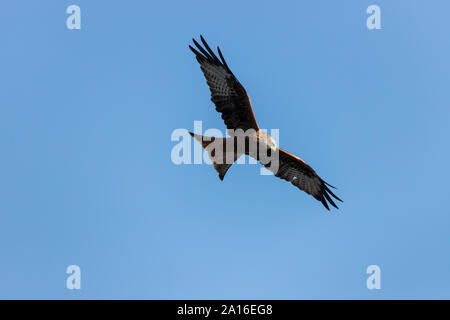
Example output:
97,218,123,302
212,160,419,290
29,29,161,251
1,0,449,299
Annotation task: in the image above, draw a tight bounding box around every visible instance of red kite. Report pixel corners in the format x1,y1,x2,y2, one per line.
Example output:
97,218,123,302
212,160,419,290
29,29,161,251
188,36,342,210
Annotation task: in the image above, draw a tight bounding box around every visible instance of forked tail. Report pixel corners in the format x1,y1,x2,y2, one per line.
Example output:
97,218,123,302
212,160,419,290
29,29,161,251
189,132,238,180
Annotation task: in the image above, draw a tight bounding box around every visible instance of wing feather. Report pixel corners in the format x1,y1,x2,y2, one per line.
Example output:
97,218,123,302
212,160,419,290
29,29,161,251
266,148,343,210
190,36,259,131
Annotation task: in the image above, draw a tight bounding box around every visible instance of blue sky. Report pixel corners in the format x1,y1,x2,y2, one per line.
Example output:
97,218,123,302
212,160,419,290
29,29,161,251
1,0,449,299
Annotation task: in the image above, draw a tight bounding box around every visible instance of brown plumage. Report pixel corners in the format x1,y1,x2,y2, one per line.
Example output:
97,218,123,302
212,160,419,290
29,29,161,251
189,36,258,131
189,36,342,210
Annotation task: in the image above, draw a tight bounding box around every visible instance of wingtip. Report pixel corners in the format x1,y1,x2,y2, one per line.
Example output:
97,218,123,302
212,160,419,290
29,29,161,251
320,196,330,210
323,180,337,189
324,184,343,203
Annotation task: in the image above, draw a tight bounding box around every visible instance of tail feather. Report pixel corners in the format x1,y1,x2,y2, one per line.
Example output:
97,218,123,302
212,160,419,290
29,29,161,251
189,132,237,180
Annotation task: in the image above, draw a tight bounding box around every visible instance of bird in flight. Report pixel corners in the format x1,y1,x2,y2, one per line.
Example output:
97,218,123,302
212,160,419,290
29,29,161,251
188,36,342,210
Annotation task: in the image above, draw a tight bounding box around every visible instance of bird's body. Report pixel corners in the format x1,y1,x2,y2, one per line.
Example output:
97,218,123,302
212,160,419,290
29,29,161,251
249,130,278,157
188,36,342,210
190,129,276,168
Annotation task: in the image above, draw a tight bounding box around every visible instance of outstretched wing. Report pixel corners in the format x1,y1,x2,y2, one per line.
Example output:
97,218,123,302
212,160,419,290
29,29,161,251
189,36,259,131
265,148,343,210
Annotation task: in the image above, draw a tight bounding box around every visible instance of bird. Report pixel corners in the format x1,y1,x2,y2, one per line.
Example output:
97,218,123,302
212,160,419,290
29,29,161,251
188,35,342,210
